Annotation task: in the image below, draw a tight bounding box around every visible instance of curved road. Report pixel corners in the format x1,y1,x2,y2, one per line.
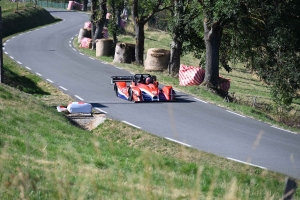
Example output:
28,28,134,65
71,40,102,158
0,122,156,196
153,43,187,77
4,9,300,179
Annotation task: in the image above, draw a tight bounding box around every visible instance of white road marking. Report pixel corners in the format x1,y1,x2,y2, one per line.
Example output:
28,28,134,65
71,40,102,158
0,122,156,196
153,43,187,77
46,79,53,83
89,57,95,60
226,110,246,118
227,157,267,169
80,53,84,55
194,98,208,103
17,61,22,65
10,56,14,59
271,126,297,134
94,107,107,114
69,44,72,47
72,48,76,51
4,52,8,54
36,73,42,76
165,137,192,147
25,67,31,70
59,86,68,91
74,95,84,101
122,121,141,129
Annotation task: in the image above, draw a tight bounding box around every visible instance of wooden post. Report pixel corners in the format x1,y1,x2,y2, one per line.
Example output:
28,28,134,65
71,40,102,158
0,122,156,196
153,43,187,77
283,177,297,200
0,6,3,83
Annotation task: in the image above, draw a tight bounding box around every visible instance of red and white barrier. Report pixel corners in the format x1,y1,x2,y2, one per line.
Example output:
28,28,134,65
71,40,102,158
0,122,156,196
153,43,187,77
120,19,126,29
67,102,92,114
179,64,231,93
79,37,92,48
67,1,82,10
102,28,108,39
179,64,205,86
219,76,231,93
57,102,93,114
84,22,91,30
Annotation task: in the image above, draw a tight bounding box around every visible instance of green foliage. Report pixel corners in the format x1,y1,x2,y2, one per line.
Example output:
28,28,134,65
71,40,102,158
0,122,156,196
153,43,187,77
168,0,203,44
2,6,58,38
196,0,300,105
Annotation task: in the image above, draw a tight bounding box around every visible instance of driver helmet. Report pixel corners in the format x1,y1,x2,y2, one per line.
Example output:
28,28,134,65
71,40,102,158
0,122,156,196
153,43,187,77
145,77,153,84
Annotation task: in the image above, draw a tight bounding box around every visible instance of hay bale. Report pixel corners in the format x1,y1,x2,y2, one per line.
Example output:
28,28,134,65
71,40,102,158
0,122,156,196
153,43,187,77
113,43,135,63
96,39,113,57
78,28,91,43
144,48,170,71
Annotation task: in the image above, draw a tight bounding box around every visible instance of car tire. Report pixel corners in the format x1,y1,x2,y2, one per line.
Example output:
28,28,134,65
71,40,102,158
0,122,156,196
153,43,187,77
128,88,133,102
114,83,118,97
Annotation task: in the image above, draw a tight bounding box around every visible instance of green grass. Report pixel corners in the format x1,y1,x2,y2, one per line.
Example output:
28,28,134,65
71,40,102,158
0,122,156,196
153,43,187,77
1,1,58,38
0,0,34,16
0,82,298,198
1,5,300,199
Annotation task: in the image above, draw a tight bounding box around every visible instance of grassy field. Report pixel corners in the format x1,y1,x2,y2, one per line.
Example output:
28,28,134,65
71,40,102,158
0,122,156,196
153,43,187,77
0,5,299,199
0,0,32,16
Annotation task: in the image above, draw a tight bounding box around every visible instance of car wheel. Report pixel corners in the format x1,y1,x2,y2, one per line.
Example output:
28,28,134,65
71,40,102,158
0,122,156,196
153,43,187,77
114,83,118,97
128,88,133,101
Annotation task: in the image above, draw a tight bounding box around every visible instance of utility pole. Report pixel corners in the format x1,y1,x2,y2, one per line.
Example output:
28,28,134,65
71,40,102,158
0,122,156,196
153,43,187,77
0,6,3,83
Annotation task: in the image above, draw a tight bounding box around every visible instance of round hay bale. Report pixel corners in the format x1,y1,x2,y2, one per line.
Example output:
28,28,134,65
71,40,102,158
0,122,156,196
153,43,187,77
113,43,135,63
78,28,91,43
95,39,113,57
144,48,170,71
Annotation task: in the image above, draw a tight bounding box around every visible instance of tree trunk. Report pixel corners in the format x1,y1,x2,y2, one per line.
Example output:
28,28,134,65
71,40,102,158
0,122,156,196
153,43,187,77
134,21,145,65
169,36,182,76
82,0,88,11
91,0,107,49
132,0,145,65
203,21,222,88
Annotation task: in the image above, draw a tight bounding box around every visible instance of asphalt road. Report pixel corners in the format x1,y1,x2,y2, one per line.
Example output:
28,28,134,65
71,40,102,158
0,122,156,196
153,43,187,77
4,9,300,179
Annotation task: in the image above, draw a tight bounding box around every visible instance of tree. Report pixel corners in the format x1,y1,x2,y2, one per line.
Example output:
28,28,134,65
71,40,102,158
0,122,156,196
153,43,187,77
194,0,300,104
82,0,89,11
90,0,107,49
107,0,125,45
168,0,202,76
131,0,171,64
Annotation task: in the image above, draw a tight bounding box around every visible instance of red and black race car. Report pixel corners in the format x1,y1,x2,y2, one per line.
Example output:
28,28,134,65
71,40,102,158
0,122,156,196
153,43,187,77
111,74,176,102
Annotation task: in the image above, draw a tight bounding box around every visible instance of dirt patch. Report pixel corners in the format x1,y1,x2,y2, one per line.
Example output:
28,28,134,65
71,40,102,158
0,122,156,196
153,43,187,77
67,112,106,131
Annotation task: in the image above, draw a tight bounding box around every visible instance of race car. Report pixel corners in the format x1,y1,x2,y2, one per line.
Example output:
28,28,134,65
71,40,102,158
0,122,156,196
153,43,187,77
111,74,176,102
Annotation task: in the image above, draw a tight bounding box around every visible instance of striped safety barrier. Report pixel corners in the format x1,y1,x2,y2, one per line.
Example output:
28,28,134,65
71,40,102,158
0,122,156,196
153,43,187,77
179,64,205,86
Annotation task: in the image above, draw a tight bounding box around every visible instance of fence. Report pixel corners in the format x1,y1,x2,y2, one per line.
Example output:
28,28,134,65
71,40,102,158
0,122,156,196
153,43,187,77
23,0,68,9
